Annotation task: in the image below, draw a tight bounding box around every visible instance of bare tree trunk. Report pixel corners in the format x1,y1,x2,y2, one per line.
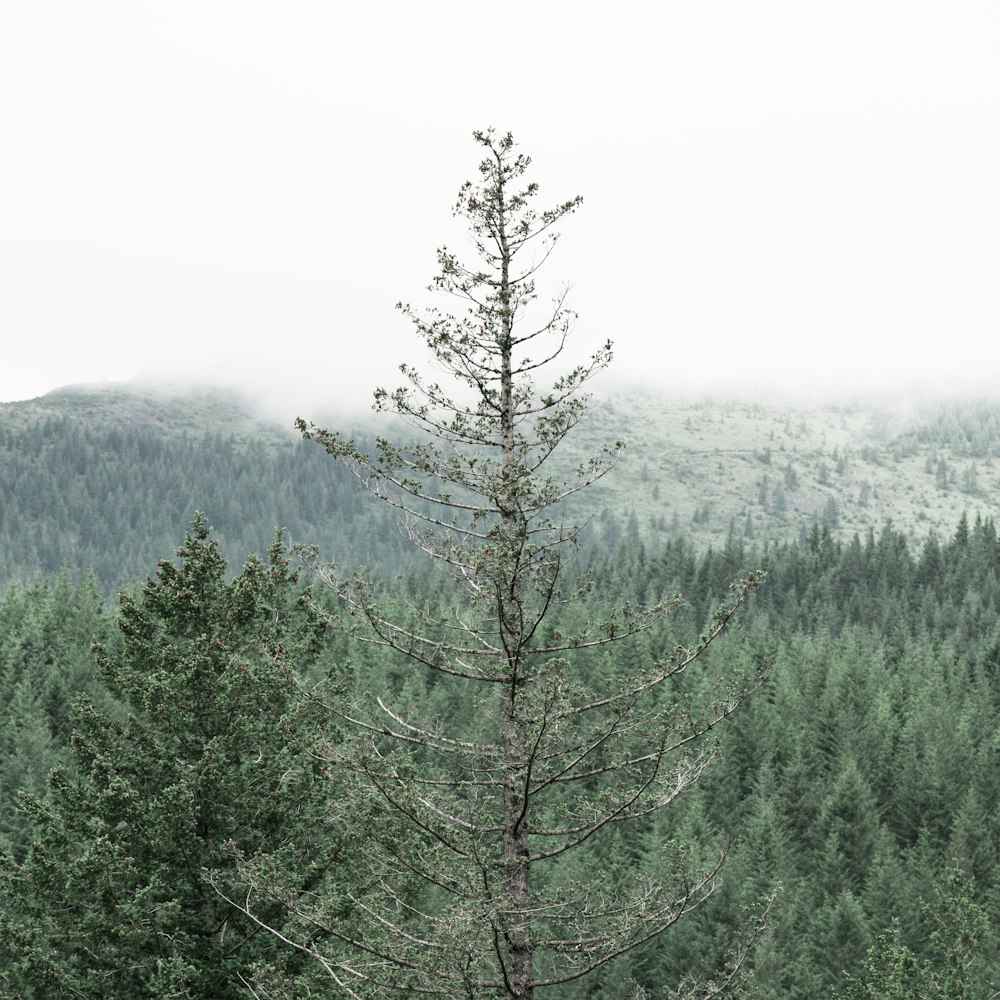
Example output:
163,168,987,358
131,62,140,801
497,177,534,997
501,698,532,999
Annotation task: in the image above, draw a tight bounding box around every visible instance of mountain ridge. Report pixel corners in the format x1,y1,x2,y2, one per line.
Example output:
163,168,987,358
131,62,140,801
3,380,999,592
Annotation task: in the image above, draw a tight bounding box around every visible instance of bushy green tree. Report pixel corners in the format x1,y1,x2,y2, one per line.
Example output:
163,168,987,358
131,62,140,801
0,517,337,999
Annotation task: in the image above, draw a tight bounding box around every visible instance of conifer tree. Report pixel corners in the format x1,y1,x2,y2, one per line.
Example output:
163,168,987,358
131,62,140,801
835,868,994,1000
0,517,337,999
235,129,765,998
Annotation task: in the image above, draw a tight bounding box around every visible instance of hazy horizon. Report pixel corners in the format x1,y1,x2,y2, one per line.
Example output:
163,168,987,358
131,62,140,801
8,365,1000,434
3,3,999,409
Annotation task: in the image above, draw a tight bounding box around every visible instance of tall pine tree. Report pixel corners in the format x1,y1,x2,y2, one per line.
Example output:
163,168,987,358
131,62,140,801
233,129,765,998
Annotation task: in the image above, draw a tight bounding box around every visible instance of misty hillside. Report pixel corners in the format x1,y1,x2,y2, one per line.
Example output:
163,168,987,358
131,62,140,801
0,383,407,590
593,386,1000,552
2,381,999,592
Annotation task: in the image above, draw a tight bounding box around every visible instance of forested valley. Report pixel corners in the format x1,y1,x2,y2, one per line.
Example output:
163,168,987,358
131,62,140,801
2,133,999,998
2,484,999,996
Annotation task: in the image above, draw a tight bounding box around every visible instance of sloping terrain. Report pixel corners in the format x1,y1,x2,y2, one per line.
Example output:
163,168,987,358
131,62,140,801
3,381,999,592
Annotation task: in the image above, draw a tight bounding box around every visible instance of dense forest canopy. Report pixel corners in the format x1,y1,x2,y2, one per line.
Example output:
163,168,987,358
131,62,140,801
1,509,998,995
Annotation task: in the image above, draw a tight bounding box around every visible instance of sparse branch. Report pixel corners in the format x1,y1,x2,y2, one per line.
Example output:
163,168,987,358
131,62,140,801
554,576,764,720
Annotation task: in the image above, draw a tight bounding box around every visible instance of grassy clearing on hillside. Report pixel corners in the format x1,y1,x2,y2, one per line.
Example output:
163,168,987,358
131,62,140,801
580,388,999,552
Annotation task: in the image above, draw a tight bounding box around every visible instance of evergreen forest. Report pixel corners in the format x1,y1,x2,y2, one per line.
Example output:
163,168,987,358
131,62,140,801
2,133,999,998
2,507,999,996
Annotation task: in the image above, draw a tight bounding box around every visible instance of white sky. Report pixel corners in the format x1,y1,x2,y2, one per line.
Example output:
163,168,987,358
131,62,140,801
2,2,999,414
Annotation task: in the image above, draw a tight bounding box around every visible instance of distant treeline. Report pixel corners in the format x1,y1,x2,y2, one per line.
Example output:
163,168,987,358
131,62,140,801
9,390,1000,596
0,416,410,591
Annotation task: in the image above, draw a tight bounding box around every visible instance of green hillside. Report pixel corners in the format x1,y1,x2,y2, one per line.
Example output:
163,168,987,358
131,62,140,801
2,381,998,593
0,382,406,591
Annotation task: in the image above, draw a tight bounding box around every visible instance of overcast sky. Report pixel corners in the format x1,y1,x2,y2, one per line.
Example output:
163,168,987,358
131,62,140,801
2,2,999,414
